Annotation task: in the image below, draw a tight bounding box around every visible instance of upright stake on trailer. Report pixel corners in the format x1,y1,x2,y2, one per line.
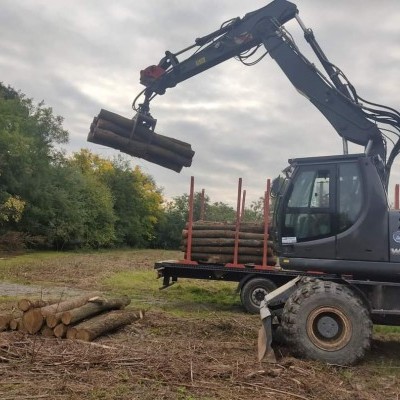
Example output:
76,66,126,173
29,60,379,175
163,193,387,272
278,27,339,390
233,178,243,265
240,189,247,222
395,184,400,210
262,179,271,268
200,189,206,220
186,176,195,262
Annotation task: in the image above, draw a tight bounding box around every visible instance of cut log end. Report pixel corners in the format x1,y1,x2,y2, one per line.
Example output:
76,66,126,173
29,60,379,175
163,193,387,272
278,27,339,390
66,327,78,340
54,323,68,338
22,308,44,334
0,314,13,331
41,325,55,338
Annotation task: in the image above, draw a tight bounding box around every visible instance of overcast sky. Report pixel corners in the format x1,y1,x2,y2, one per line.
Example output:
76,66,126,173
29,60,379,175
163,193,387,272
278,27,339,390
1,1,400,206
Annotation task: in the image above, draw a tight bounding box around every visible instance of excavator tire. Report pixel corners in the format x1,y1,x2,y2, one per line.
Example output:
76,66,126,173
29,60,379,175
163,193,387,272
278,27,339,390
240,277,277,314
281,279,372,365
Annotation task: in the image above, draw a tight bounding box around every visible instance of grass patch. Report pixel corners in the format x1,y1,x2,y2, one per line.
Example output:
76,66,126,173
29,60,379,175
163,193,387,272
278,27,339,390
0,251,73,283
374,325,400,334
0,295,19,303
0,249,181,287
103,270,241,313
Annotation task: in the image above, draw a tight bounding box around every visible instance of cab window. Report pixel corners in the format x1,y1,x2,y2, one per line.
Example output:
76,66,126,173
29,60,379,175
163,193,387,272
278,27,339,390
338,163,362,232
283,168,333,241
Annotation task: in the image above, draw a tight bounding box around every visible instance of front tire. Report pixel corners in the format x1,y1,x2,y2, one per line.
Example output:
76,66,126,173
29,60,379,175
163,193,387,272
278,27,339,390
240,277,277,314
281,280,372,365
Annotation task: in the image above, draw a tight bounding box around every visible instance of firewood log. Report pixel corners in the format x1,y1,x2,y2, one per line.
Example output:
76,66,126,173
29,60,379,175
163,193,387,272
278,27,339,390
96,118,194,159
74,310,143,342
190,253,277,265
61,296,131,325
90,127,192,169
97,109,192,148
9,318,19,330
88,128,186,172
66,327,78,340
0,314,12,331
187,221,265,233
41,325,55,337
184,246,273,256
39,292,102,317
9,318,25,332
54,323,68,338
182,229,268,241
22,308,43,334
87,109,195,173
46,312,63,329
23,292,101,334
182,238,267,248
17,299,49,312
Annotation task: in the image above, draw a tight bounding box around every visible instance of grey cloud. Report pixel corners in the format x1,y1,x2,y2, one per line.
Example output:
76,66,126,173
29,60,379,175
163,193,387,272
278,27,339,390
1,0,399,205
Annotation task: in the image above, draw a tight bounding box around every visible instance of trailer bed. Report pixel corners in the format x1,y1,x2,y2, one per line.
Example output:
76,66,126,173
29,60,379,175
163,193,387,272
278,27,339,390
154,260,337,289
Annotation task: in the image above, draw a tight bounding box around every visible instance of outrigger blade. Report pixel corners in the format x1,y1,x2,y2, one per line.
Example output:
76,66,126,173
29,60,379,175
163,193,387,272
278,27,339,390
257,276,303,363
258,300,277,363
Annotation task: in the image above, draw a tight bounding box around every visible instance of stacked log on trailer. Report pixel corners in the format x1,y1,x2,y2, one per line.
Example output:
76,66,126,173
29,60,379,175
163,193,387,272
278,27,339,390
182,221,277,265
1,293,143,341
88,109,195,172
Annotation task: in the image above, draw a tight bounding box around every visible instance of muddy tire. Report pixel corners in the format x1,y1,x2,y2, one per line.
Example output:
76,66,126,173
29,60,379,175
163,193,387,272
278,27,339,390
281,280,372,365
240,277,277,314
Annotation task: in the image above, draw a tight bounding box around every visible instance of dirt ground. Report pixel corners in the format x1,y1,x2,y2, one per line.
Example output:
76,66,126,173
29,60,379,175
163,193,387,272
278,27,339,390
1,250,400,400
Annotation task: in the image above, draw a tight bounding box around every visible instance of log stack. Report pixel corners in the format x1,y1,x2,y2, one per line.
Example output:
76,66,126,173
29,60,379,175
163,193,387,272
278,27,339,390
1,293,143,341
88,109,195,172
182,221,277,265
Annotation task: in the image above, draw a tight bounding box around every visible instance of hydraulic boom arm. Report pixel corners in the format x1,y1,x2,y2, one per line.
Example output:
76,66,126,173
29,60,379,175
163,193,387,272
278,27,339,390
136,0,400,188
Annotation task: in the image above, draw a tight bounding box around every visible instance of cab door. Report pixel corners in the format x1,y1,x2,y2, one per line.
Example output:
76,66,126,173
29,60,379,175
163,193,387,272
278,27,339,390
280,164,336,259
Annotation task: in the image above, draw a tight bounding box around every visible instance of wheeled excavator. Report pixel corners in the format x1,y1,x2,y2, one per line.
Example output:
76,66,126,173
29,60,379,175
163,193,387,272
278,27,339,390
131,0,400,364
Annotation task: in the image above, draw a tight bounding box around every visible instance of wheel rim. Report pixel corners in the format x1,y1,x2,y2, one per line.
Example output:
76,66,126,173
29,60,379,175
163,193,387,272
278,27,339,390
306,306,352,351
251,287,268,307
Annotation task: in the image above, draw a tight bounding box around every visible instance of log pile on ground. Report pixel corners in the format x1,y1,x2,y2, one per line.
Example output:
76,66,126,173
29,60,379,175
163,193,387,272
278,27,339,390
88,109,195,172
182,221,277,265
1,293,143,341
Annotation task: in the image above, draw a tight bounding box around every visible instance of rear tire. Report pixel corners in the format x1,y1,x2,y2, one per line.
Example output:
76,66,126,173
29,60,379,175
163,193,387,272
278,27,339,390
281,280,372,365
240,277,277,314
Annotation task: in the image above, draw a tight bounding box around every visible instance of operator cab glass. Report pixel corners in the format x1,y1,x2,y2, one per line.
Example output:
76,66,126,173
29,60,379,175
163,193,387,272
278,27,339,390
338,163,362,232
282,167,334,242
277,154,389,263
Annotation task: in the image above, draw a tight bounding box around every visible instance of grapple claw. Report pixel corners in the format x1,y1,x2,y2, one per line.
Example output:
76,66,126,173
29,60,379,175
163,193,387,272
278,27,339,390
131,111,157,139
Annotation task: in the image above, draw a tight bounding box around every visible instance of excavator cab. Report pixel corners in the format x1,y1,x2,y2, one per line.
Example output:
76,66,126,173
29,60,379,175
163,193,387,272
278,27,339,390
273,153,390,277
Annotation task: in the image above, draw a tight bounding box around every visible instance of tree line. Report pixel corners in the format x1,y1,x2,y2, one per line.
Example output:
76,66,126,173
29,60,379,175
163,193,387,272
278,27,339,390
0,83,264,251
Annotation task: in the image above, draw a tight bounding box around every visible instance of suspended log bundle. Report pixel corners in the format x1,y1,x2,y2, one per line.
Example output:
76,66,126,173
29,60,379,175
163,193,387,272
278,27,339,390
183,221,277,265
3,294,143,341
88,109,195,172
